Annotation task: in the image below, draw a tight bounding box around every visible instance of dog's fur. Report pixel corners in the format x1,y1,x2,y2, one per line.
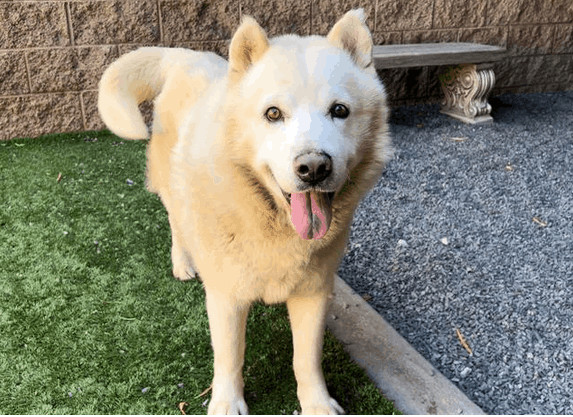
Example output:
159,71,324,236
98,9,390,415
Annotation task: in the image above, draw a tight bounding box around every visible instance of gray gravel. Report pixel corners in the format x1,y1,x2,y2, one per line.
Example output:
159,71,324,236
339,91,573,415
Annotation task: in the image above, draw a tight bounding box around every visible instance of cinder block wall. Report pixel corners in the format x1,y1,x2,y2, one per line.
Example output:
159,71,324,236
1,0,572,140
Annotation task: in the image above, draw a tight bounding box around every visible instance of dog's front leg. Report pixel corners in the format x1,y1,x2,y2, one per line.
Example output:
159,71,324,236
287,293,344,415
205,289,249,415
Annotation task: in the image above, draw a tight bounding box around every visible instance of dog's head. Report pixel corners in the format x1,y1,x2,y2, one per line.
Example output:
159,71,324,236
225,9,389,240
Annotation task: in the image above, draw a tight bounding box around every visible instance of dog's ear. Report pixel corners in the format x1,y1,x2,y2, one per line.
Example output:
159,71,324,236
228,15,269,83
327,9,373,69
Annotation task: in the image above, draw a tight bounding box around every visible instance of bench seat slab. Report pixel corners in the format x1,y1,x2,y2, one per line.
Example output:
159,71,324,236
372,43,505,69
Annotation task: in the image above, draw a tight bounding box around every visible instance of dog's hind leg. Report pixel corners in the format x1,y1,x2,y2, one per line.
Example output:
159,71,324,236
167,211,197,281
158,188,197,280
205,290,250,415
287,292,344,415
170,225,197,281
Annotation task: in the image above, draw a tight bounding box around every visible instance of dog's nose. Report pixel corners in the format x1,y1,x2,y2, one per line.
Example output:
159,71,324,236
294,152,332,184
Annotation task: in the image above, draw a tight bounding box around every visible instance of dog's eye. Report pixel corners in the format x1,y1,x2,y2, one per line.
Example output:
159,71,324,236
330,103,349,119
265,107,282,122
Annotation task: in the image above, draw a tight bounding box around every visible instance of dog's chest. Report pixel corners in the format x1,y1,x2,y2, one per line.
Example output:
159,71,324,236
230,238,328,304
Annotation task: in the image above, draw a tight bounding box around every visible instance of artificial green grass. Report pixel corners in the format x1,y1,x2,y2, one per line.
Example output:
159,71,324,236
0,131,399,414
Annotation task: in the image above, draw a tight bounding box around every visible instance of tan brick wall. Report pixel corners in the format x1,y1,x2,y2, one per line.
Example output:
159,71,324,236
1,0,572,140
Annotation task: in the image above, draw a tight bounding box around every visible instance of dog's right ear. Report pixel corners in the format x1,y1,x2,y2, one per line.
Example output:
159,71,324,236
228,16,269,83
327,9,373,70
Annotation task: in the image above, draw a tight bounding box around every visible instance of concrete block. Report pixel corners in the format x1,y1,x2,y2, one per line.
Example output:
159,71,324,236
544,55,573,84
117,44,165,56
377,67,428,102
161,0,238,42
242,0,310,37
433,0,487,28
508,25,554,56
0,2,69,48
0,51,30,95
372,32,403,46
495,56,547,88
553,24,573,54
459,26,508,47
487,0,525,25
311,0,374,35
27,46,119,93
0,94,83,140
81,90,106,132
376,0,433,31
164,41,230,59
70,0,160,45
487,0,573,25
402,29,460,44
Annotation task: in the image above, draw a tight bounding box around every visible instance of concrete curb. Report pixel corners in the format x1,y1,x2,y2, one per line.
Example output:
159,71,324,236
327,276,485,415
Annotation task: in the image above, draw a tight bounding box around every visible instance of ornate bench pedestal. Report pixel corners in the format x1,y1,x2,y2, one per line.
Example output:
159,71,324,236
439,63,496,125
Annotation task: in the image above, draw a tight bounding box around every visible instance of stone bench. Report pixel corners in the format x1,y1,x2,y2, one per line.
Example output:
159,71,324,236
373,43,506,124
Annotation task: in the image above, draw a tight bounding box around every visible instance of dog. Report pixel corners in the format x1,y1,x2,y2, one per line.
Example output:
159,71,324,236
98,9,390,415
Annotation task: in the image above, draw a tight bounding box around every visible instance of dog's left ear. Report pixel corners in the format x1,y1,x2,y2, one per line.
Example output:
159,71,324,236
327,9,373,69
228,15,269,83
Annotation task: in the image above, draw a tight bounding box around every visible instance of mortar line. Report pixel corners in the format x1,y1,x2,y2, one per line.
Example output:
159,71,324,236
0,90,96,99
0,39,229,54
156,0,164,43
0,0,110,2
309,0,313,36
79,91,87,130
64,2,75,47
506,23,510,48
23,52,33,94
483,0,488,29
373,0,378,33
550,25,558,54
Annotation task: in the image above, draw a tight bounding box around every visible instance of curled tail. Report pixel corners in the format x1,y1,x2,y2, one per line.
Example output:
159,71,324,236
98,47,168,139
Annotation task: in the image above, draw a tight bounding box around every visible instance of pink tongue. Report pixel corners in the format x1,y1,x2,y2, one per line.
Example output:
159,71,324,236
290,192,332,240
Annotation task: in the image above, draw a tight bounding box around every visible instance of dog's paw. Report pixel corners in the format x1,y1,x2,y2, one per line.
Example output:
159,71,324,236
172,264,197,281
301,397,344,415
207,378,248,415
207,397,248,415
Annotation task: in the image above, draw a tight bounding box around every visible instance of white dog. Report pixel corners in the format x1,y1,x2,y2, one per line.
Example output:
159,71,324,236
98,9,390,414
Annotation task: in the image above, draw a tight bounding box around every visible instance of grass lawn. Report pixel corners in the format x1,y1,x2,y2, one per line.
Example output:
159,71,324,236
0,131,399,414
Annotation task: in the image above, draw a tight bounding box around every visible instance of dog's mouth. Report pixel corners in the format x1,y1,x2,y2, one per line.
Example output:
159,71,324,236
281,190,335,240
